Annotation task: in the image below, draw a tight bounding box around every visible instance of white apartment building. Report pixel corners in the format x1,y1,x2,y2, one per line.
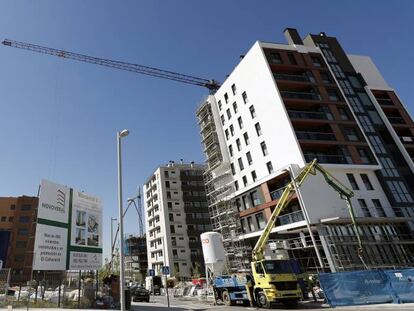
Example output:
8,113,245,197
143,162,211,279
197,28,414,272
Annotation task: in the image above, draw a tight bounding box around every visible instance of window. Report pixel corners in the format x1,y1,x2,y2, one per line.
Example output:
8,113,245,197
169,213,174,221
287,53,297,65
338,108,350,120
368,111,383,125
230,124,234,136
330,64,345,78
266,161,274,174
20,205,31,211
269,52,282,64
320,72,332,84
358,148,371,164
251,170,257,182
344,127,359,141
10,204,15,210
236,198,244,212
231,84,237,95
167,202,173,209
230,163,236,175
1,216,5,222
372,199,385,217
218,100,222,111
386,181,413,203
250,191,261,206
225,129,229,140
224,93,229,103
358,93,373,107
327,89,340,101
255,262,264,274
220,115,225,126
226,108,231,120
348,97,364,113
379,157,399,177
369,136,386,154
348,76,362,88
15,241,27,248
358,116,374,132
247,216,254,231
234,180,239,191
236,139,241,151
229,145,233,157
361,174,374,190
255,123,262,136
14,255,24,263
249,105,256,118
170,225,175,233
261,142,268,156
311,56,322,67
238,158,244,171
19,216,30,223
338,79,355,95
358,199,371,217
237,116,244,129
242,92,248,104
346,174,359,190
18,228,28,236
242,176,248,186
232,102,238,113
255,213,266,230
165,181,170,188
8,217,13,222
243,132,250,145
246,152,253,165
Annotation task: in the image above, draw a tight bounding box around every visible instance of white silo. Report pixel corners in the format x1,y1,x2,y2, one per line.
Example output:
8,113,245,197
200,231,226,275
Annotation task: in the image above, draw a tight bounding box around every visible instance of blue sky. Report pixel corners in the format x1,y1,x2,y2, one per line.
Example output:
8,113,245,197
1,1,413,260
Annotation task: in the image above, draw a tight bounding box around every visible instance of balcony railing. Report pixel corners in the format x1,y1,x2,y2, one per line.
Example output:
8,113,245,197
288,110,328,120
280,91,321,101
296,131,336,141
274,73,309,82
376,98,394,106
304,153,350,164
270,186,286,201
400,136,414,143
279,210,305,226
387,116,405,124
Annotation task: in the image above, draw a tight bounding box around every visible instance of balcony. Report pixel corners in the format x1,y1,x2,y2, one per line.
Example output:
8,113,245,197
376,98,394,106
270,187,286,201
279,210,305,226
280,91,321,101
387,116,405,124
296,131,336,141
304,153,350,164
288,110,329,120
400,136,414,144
274,73,309,82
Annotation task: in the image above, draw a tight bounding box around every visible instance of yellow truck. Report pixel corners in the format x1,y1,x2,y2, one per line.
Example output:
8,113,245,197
247,159,363,308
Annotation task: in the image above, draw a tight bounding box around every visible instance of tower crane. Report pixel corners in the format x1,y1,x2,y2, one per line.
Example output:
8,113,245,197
2,38,221,92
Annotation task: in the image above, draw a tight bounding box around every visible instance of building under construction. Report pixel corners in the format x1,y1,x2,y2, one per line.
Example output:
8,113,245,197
197,28,414,273
125,235,148,282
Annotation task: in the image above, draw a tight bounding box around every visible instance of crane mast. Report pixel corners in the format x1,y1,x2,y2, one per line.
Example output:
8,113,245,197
2,38,220,92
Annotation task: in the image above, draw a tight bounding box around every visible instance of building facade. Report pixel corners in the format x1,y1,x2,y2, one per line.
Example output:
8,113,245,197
197,28,414,272
143,162,211,279
0,196,38,284
125,235,148,282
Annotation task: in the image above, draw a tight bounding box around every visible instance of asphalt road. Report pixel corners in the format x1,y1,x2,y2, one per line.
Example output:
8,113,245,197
131,294,414,311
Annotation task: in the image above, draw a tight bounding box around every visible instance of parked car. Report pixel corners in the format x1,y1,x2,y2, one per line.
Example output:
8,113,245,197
132,286,150,302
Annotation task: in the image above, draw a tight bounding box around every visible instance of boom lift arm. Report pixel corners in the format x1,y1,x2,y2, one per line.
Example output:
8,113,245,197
2,39,220,92
251,159,364,264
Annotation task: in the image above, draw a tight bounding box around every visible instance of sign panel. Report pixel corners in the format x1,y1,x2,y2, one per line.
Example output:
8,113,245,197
148,269,155,277
33,179,102,270
162,266,170,275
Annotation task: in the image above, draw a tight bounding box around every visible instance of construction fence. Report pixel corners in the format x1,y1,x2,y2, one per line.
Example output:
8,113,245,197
319,268,414,307
0,270,120,309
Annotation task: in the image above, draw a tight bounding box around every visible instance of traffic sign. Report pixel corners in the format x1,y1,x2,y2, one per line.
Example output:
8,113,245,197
162,266,170,275
148,269,155,277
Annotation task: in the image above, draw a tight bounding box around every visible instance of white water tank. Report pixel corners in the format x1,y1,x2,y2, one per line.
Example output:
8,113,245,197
200,232,226,274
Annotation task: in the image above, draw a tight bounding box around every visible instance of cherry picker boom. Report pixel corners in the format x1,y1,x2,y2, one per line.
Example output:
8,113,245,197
248,159,365,308
2,38,220,92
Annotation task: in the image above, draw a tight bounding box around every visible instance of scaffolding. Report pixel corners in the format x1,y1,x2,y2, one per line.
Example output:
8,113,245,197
196,98,250,272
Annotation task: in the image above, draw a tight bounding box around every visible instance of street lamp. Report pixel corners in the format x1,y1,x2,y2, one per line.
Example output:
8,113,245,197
110,217,117,261
117,129,129,311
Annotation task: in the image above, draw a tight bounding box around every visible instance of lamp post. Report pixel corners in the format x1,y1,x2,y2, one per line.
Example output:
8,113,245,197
117,129,129,311
110,217,117,262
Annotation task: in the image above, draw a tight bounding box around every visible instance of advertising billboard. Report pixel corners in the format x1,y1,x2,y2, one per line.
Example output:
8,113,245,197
33,179,102,270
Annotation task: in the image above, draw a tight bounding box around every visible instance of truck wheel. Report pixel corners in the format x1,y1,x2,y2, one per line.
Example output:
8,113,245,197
222,290,234,306
257,291,270,309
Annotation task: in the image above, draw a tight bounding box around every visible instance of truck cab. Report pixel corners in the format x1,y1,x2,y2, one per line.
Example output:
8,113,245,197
251,259,301,308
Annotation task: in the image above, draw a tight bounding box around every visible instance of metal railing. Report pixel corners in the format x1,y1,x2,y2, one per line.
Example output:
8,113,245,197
376,98,394,105
304,153,350,164
296,131,336,141
274,73,309,82
288,110,328,120
280,90,321,100
270,186,286,201
387,116,405,124
279,210,305,225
